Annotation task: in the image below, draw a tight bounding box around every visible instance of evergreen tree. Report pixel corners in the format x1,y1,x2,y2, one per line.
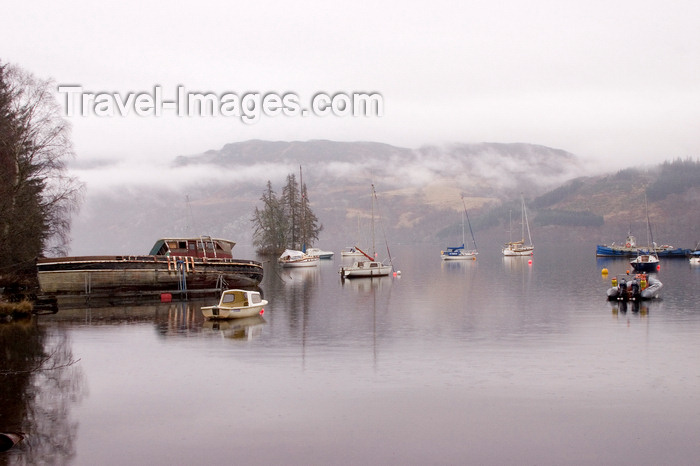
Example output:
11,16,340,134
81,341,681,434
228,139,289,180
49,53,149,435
281,173,301,249
251,172,323,254
251,181,286,254
300,182,323,247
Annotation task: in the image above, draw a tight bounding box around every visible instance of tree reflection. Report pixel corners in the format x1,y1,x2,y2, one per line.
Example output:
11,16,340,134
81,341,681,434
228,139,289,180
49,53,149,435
0,320,84,465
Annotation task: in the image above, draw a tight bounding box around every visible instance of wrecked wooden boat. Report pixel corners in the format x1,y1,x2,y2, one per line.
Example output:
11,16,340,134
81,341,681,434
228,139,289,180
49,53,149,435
36,236,263,299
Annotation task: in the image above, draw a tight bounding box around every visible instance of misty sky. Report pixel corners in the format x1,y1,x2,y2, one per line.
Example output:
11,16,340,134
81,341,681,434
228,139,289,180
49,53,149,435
4,0,699,172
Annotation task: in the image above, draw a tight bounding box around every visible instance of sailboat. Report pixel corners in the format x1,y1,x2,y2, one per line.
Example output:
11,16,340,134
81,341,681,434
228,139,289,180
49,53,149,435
630,195,660,273
441,197,478,260
339,185,394,278
341,215,365,257
502,195,534,256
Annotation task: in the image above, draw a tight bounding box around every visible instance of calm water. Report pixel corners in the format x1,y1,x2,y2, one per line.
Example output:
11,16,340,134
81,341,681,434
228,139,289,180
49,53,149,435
3,238,700,465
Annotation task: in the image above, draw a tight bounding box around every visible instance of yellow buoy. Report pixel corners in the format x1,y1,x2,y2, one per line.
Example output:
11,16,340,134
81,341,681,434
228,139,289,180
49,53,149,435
601,268,608,275
611,277,618,287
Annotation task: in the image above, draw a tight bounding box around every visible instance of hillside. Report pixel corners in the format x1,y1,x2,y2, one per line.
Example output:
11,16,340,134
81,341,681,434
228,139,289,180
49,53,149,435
66,141,699,255
522,160,700,245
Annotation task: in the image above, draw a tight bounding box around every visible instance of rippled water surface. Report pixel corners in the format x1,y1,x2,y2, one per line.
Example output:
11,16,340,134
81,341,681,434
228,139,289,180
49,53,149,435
3,240,700,465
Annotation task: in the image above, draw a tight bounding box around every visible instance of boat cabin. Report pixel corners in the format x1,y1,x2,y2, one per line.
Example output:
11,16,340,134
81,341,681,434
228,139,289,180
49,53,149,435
149,237,235,258
353,261,384,269
218,289,264,308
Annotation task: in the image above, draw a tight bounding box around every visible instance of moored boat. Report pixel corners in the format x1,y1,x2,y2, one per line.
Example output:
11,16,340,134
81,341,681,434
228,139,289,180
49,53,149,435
201,289,267,319
441,245,477,260
306,247,334,259
606,273,662,301
340,247,364,257
339,185,396,279
278,249,320,267
502,195,534,257
340,247,393,278
441,197,478,261
36,236,263,298
690,250,700,264
630,195,661,273
596,232,689,257
630,252,660,273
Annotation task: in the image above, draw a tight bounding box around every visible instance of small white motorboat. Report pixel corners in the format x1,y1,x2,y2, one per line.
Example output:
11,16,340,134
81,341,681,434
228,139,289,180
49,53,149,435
306,247,334,259
278,249,320,267
340,247,364,257
201,289,268,319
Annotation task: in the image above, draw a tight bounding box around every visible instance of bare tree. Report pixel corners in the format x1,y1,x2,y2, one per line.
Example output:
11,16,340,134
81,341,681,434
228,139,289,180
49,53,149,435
0,62,83,283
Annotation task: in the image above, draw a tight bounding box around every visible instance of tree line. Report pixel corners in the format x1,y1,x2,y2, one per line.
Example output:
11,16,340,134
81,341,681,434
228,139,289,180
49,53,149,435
251,171,322,255
0,62,82,288
646,158,700,202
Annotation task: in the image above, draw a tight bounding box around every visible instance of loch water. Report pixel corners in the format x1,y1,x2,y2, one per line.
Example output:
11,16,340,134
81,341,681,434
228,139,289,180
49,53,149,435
3,238,700,465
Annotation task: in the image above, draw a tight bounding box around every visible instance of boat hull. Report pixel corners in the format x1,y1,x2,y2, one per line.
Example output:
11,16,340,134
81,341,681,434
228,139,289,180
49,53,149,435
201,303,266,319
629,255,660,273
502,247,534,256
441,252,478,260
36,255,263,296
279,257,320,267
597,245,690,257
607,276,662,301
340,262,392,278
341,253,364,257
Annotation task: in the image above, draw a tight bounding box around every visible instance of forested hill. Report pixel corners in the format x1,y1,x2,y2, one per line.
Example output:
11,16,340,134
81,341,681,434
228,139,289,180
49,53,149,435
505,158,700,245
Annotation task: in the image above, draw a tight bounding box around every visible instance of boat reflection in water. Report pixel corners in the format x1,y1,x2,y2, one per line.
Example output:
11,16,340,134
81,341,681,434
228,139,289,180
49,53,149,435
202,316,266,340
609,299,660,317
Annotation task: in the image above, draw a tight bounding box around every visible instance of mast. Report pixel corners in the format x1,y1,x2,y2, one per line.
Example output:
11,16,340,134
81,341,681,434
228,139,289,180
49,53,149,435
523,195,533,246
371,184,376,257
462,196,477,250
508,210,513,243
644,193,657,258
461,206,465,247
520,195,525,242
300,165,306,252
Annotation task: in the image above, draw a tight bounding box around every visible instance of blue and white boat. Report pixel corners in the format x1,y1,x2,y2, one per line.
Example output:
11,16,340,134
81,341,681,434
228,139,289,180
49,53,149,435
630,196,661,273
441,197,478,261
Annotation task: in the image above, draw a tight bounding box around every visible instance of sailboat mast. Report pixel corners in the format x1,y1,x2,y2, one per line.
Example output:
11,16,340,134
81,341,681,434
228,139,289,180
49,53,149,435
521,196,525,242
462,197,478,250
644,193,656,257
523,196,533,246
508,210,512,243
300,165,306,251
371,184,376,257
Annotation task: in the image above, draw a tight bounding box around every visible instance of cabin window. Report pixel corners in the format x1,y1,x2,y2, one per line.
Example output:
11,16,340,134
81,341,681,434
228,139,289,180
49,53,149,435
167,241,179,250
251,294,261,304
178,241,186,249
189,242,196,251
222,294,235,303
